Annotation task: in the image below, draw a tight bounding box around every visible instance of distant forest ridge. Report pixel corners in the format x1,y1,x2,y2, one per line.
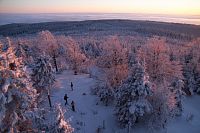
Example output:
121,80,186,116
0,19,200,40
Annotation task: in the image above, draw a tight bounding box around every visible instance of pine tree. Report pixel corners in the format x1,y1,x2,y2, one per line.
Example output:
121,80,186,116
115,62,153,127
171,79,184,116
31,53,55,93
183,64,196,95
0,37,37,132
15,41,34,65
183,38,200,95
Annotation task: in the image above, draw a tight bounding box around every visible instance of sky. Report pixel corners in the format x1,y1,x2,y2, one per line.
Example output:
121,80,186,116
0,0,200,16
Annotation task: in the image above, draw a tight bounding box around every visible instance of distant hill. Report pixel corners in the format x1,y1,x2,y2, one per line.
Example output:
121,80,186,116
0,19,200,40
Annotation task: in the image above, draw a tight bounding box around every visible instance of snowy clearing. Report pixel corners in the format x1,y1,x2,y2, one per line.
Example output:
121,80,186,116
47,70,200,133
51,71,118,133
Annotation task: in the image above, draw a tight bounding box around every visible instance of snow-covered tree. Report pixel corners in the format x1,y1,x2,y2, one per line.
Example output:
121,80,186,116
0,38,72,132
31,53,55,93
92,83,115,106
138,37,183,83
37,30,59,72
25,104,74,133
115,62,153,127
147,83,170,132
57,36,86,74
78,37,101,58
183,38,200,95
0,37,37,132
128,46,139,67
170,79,184,116
15,42,26,58
138,37,184,116
97,36,128,88
148,78,184,132
183,64,198,95
14,40,35,66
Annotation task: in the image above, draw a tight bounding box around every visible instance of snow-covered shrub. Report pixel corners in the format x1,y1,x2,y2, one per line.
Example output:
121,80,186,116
115,62,153,127
91,83,115,106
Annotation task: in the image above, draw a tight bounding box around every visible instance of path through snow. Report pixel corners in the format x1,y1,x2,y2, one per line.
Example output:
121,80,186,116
50,71,200,133
51,71,119,133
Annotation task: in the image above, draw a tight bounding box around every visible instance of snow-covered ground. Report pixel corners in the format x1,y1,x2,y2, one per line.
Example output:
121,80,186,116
49,70,200,133
167,95,200,133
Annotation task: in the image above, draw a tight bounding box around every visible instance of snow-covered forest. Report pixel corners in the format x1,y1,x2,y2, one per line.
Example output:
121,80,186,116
0,20,200,133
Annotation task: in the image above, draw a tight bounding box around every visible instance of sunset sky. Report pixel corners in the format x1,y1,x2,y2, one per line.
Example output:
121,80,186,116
0,0,200,15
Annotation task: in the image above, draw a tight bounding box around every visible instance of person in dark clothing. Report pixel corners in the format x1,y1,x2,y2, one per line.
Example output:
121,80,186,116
71,101,75,112
64,94,69,105
71,82,73,91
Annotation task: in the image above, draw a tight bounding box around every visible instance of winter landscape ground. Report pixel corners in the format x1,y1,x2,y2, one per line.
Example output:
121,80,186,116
48,70,200,133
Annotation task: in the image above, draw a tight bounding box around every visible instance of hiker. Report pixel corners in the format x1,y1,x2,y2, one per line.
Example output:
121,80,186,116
71,82,73,91
71,101,75,112
64,94,69,105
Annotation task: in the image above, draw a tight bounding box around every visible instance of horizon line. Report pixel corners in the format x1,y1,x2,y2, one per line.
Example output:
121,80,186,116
0,19,199,26
0,12,200,16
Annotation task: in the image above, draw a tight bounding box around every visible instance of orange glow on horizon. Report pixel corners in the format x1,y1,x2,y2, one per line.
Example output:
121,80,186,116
0,0,199,16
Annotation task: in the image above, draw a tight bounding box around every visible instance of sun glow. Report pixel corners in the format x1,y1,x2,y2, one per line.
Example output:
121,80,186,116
0,0,200,15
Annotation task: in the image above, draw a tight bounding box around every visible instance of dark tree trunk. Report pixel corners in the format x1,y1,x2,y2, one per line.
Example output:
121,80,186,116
48,93,52,108
53,54,58,72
